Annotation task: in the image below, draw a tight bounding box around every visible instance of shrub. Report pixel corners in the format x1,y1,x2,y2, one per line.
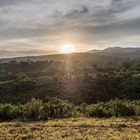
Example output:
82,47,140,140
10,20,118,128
106,100,135,117
21,98,45,121
85,100,136,118
0,104,19,120
72,103,88,117
0,99,139,121
86,104,112,118
46,98,73,118
126,100,140,115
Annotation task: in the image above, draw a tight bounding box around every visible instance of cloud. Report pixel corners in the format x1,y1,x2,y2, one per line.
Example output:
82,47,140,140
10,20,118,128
0,0,18,7
64,6,89,17
0,0,140,57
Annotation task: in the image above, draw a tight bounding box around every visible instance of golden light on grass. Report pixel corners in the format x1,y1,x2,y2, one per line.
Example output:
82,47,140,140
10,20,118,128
60,44,76,54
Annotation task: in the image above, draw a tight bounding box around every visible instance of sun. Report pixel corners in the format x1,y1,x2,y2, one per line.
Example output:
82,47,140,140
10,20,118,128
60,44,76,54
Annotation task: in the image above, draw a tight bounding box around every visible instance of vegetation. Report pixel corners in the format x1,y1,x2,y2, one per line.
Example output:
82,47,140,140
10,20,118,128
0,58,140,104
0,53,140,139
0,98,139,121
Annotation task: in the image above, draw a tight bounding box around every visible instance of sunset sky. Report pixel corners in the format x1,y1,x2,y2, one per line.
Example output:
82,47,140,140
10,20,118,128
0,0,140,57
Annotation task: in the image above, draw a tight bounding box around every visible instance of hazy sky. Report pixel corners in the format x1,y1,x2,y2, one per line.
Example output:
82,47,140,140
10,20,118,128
0,0,140,57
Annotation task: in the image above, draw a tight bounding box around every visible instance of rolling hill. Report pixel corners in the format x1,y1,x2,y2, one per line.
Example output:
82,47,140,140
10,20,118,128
0,47,140,65
0,47,140,104
88,47,140,53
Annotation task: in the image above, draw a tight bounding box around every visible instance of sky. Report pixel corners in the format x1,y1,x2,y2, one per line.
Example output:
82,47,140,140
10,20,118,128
0,0,140,58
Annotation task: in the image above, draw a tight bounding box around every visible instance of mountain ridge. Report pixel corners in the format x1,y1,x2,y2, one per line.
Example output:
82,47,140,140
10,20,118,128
88,47,140,53
0,47,140,63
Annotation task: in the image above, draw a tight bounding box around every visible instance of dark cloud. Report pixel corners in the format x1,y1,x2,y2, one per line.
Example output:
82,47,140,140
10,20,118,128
1,14,140,41
92,0,140,18
65,6,89,17
0,0,19,7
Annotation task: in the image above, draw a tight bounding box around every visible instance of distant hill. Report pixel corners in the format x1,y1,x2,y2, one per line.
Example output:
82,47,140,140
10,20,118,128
0,47,140,65
88,49,100,53
103,47,140,53
89,47,140,53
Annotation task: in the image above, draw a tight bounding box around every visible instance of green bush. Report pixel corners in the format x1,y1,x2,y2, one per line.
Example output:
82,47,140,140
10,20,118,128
86,104,112,118
21,98,45,121
0,104,19,120
46,98,73,118
122,100,140,115
106,100,135,117
0,99,139,121
85,100,136,118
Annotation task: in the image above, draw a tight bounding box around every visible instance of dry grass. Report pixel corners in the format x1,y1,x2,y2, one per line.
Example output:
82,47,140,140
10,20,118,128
0,117,139,140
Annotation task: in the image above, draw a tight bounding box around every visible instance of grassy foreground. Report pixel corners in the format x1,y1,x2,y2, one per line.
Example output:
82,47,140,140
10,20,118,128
0,117,140,140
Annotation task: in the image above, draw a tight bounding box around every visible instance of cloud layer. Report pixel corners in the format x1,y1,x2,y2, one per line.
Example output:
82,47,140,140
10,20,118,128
0,0,140,57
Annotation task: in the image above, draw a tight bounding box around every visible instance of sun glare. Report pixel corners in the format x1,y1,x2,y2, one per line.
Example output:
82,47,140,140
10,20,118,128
60,44,76,54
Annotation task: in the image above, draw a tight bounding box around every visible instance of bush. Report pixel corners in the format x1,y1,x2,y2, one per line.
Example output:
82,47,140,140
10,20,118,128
0,99,139,121
21,98,45,121
126,100,140,115
86,104,112,118
106,100,135,117
0,104,19,120
46,98,73,118
72,103,88,117
85,100,136,118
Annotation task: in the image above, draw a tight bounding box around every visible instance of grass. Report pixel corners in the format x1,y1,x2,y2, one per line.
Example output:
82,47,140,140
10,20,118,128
0,117,139,140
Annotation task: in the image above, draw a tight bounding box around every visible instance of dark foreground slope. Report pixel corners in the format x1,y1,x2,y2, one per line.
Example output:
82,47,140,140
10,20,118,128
0,48,140,104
